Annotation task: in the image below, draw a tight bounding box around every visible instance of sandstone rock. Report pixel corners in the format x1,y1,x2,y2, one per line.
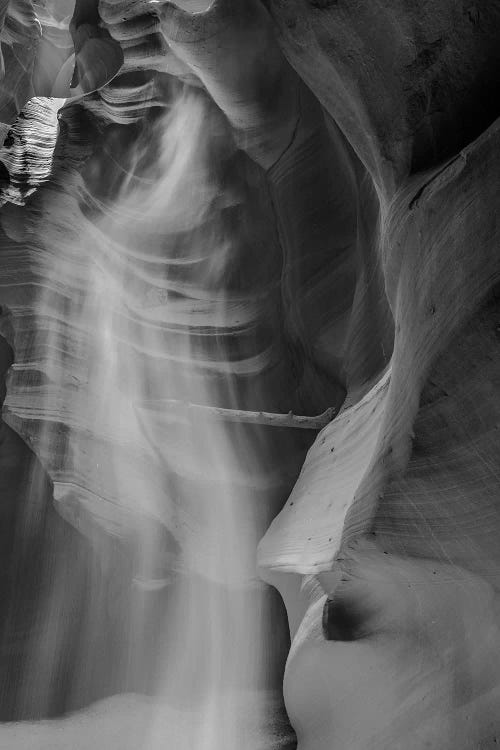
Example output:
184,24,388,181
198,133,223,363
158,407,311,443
0,0,500,747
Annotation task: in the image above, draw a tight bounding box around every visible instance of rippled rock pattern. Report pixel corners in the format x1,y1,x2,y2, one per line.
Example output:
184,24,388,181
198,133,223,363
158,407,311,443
0,96,59,205
0,0,500,748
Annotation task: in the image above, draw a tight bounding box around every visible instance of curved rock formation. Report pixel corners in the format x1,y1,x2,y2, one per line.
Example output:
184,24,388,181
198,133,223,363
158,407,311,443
0,4,302,738
267,0,500,192
0,0,42,138
0,0,500,748
254,3,500,747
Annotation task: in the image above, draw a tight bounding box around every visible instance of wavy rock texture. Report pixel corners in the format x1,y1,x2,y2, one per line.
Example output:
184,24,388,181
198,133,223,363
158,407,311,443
0,91,307,549
0,24,302,739
0,0,75,136
0,0,500,748
0,0,41,138
0,96,59,206
254,2,500,748
260,119,500,579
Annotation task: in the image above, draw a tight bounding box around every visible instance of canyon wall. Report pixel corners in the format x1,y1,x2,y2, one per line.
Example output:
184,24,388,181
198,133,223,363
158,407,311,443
1,0,500,748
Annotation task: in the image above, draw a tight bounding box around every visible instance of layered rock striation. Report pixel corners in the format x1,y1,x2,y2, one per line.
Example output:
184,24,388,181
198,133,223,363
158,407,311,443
1,0,500,748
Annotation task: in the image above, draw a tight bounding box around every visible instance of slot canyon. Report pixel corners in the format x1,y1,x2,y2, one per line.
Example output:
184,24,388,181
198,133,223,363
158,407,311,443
0,0,500,748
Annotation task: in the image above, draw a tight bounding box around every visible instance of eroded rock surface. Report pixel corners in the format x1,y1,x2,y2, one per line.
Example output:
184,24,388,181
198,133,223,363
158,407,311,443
0,0,500,748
